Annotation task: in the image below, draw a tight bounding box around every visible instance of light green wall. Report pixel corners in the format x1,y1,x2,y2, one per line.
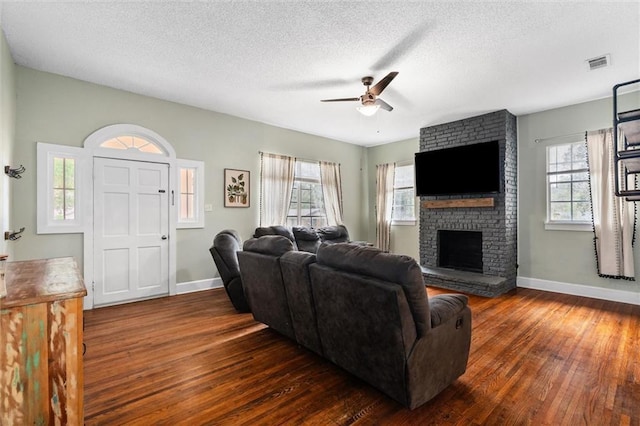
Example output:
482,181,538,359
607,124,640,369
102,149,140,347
518,91,640,294
366,137,419,259
0,27,15,258
9,56,640,297
12,67,366,283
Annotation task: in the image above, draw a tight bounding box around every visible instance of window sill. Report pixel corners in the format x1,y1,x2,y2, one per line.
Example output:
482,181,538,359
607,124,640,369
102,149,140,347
177,221,204,229
544,221,592,232
392,219,417,226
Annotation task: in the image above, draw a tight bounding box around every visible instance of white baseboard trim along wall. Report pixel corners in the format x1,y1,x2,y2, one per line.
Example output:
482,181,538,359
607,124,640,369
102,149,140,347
176,277,223,294
177,276,640,306
517,277,640,306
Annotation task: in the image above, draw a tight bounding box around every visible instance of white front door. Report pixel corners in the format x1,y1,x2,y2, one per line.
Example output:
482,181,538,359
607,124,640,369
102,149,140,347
93,157,170,306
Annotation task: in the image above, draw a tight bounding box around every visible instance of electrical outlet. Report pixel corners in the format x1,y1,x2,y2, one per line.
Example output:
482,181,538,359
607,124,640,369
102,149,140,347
204,204,213,212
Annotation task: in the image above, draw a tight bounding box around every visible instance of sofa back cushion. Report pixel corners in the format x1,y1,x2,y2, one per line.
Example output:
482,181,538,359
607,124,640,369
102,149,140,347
243,234,294,256
210,229,242,284
238,236,295,339
253,226,297,249
279,251,322,355
309,261,417,407
292,226,321,253
317,225,350,243
315,244,431,337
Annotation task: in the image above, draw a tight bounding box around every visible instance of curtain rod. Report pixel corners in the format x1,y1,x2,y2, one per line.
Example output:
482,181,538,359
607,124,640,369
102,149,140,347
534,131,586,144
258,150,340,166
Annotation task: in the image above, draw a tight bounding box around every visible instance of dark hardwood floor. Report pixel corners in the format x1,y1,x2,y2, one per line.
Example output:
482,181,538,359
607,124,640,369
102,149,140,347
83,286,640,425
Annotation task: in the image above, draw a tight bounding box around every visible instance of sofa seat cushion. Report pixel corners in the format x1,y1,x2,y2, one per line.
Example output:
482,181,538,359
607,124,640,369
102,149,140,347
429,294,469,327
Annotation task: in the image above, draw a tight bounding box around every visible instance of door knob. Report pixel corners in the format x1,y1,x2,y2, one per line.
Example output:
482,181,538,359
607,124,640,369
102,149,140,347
161,235,168,240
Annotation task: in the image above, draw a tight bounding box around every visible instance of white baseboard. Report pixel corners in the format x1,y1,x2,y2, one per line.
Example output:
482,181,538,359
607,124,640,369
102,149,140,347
176,277,224,294
517,276,640,306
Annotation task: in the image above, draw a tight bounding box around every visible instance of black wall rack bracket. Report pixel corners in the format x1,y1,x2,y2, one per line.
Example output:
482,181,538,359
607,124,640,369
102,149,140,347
5,165,25,179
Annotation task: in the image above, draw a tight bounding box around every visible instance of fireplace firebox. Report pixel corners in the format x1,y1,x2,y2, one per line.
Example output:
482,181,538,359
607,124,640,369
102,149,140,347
438,230,482,273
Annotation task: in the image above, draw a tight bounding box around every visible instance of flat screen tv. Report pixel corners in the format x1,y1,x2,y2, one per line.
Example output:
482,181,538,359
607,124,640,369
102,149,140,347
415,141,501,196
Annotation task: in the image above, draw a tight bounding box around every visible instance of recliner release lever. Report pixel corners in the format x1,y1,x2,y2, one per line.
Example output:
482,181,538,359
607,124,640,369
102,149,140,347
455,317,463,329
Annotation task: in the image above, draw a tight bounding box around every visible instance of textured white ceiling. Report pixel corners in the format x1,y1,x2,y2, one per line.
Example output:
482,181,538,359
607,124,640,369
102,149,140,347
1,1,639,146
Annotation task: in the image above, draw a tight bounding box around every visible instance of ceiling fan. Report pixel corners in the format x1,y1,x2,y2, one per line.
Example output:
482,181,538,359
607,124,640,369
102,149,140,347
321,72,399,116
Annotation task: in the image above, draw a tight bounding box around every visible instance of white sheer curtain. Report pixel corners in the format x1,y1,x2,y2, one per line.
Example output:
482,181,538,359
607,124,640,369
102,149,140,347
586,129,635,280
376,162,395,252
319,161,343,226
259,152,295,226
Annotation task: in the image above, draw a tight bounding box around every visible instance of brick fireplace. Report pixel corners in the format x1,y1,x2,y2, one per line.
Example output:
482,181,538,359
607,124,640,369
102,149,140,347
419,110,517,297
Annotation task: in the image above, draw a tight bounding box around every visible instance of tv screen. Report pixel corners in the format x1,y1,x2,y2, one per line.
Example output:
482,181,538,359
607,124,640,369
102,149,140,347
415,141,501,196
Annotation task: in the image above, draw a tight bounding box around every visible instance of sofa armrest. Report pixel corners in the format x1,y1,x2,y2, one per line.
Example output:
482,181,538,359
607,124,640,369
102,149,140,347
406,305,472,409
429,294,468,327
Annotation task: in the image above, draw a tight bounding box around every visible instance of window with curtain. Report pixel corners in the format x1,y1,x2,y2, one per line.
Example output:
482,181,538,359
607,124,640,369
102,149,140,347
286,160,328,228
391,162,416,224
260,153,341,228
545,141,592,231
259,152,296,226
376,162,395,252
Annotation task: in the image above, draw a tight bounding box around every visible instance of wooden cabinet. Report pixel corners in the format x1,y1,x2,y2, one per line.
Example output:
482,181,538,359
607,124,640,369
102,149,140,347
0,257,87,425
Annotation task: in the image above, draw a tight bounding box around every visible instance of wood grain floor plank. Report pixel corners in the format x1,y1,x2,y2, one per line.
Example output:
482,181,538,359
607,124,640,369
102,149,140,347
83,286,640,425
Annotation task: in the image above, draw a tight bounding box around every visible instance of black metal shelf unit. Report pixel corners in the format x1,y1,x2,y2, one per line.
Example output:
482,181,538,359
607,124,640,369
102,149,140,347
613,79,640,201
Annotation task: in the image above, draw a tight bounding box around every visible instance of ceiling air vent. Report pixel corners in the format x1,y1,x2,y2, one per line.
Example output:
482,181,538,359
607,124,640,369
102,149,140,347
586,54,610,71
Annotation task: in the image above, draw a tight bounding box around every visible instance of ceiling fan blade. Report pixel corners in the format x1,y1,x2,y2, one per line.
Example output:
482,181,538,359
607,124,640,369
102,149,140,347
375,98,394,112
370,72,399,96
321,97,360,102
371,24,429,71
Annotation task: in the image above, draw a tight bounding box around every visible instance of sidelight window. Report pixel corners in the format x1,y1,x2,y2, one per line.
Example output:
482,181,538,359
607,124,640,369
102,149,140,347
177,159,205,228
37,143,86,234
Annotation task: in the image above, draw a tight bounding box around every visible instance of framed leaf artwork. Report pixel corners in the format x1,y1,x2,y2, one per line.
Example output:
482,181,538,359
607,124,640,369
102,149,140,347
224,168,250,208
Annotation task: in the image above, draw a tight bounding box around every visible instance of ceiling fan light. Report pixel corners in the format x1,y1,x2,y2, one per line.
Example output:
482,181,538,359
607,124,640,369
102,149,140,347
357,104,380,116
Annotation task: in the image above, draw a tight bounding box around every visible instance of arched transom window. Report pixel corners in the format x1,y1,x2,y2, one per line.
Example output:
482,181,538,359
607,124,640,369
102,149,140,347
100,135,164,154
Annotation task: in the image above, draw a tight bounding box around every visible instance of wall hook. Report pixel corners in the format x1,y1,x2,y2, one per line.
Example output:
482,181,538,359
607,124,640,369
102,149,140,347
5,227,25,241
5,165,25,179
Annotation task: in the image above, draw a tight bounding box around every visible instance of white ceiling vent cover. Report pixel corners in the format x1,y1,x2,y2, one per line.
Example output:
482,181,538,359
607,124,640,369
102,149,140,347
586,54,611,71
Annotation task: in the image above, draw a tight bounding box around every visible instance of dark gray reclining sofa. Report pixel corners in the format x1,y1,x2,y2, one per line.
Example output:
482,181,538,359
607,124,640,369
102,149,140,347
238,235,472,409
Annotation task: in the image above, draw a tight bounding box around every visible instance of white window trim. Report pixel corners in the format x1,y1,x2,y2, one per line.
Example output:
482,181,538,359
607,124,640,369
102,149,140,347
392,219,417,226
37,142,88,234
544,221,592,232
545,142,591,231
176,159,205,229
391,160,417,226
287,160,328,228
